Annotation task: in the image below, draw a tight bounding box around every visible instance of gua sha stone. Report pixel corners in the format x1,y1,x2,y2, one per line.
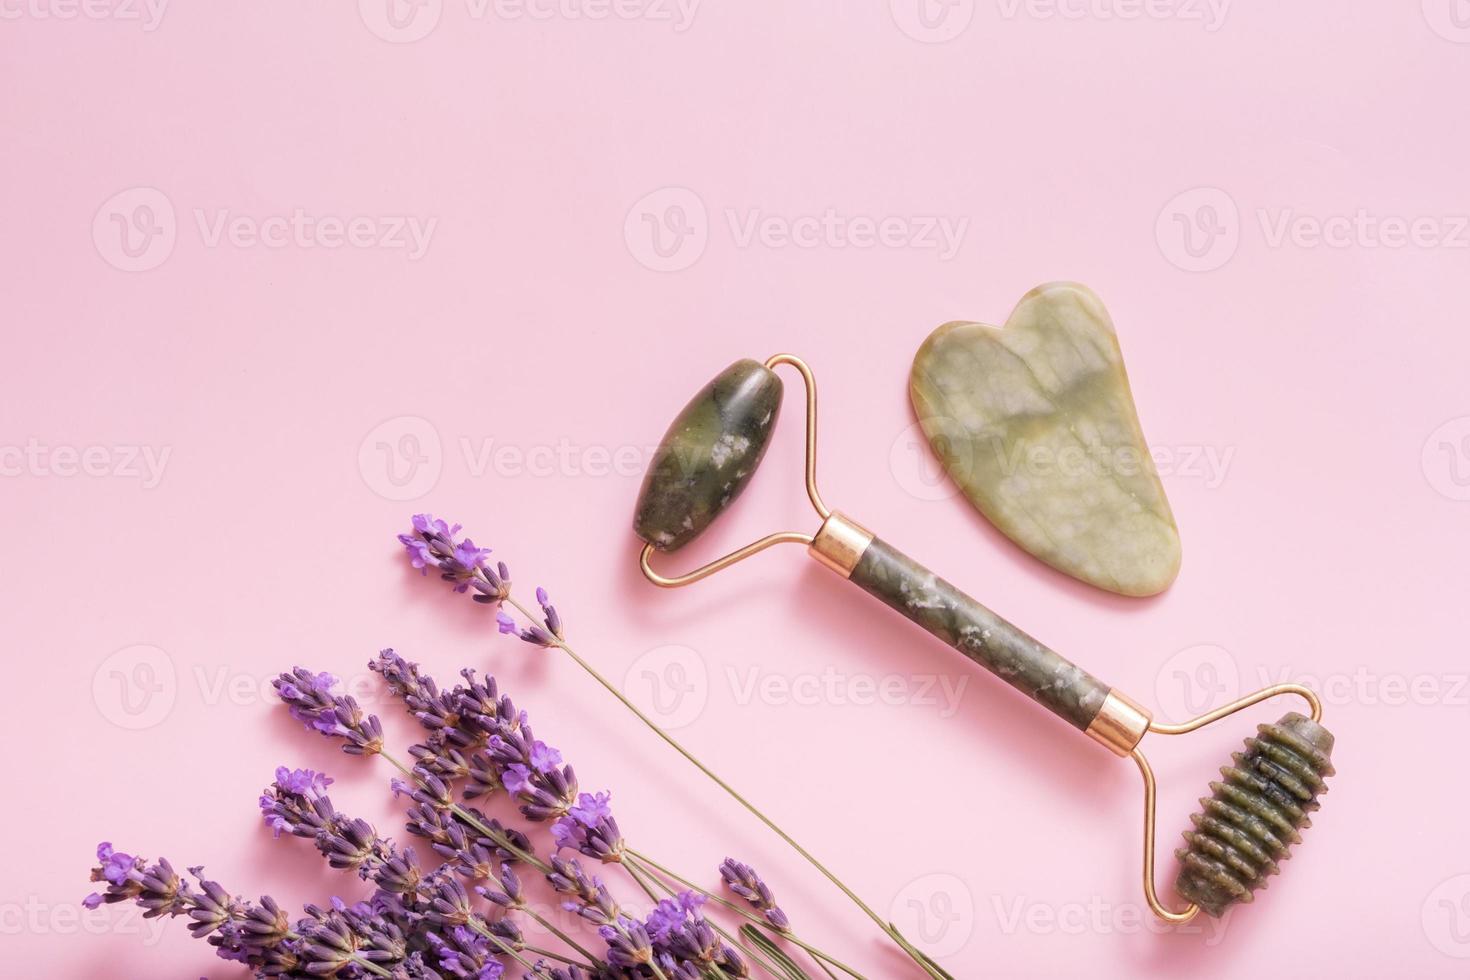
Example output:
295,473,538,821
909,282,1181,597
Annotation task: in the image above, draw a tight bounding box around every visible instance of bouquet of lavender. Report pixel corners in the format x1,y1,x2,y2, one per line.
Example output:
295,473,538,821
86,514,948,979
86,648,859,979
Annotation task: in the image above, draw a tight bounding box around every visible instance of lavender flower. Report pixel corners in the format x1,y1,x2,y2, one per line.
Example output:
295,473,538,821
273,668,384,756
396,516,565,647
425,925,505,979
513,587,564,648
85,844,406,975
398,514,511,604
260,767,335,839
643,891,706,944
475,864,524,911
550,792,624,864
718,858,791,933
598,916,655,970
546,856,620,927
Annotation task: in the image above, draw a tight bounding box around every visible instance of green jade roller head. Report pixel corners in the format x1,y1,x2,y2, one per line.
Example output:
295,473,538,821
634,354,1336,924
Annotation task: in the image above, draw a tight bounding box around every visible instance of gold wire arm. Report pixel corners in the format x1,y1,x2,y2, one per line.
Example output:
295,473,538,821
1129,682,1325,923
1147,682,1322,735
763,353,831,521
1130,748,1200,924
639,353,831,589
639,532,814,588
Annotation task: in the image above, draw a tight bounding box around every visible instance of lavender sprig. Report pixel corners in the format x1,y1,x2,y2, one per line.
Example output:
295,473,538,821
83,843,401,977
719,859,791,933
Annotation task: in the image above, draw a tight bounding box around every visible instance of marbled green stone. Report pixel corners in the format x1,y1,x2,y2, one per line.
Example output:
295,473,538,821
850,535,1109,730
1175,712,1335,917
910,282,1182,597
634,359,783,552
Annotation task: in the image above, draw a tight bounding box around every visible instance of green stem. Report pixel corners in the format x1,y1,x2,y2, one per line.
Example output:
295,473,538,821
626,850,867,980
519,904,600,966
523,944,580,967
506,597,937,978
620,858,664,905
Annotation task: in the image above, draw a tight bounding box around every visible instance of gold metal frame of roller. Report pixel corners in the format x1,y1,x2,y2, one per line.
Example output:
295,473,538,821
639,353,1326,924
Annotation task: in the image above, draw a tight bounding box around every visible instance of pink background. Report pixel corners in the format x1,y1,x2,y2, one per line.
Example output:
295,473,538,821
4,3,1469,977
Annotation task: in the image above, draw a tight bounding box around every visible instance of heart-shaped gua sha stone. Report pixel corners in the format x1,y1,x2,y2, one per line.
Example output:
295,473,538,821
910,282,1181,597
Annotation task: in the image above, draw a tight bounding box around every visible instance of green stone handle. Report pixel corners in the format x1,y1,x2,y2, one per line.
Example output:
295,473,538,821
848,535,1111,731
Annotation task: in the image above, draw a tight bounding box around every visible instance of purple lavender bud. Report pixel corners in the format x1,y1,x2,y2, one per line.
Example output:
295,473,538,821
547,857,620,926
496,611,517,634
666,913,724,972
599,916,654,969
718,858,791,933
404,802,456,849
717,943,751,978
463,752,501,800
425,926,502,979
476,864,524,909
374,848,425,899
410,742,472,782
532,586,565,643
643,891,706,945
318,817,389,877
230,894,291,952
186,875,241,939
423,873,475,928
551,792,623,864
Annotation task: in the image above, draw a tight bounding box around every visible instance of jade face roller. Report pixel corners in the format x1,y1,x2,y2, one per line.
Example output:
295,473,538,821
633,355,1336,924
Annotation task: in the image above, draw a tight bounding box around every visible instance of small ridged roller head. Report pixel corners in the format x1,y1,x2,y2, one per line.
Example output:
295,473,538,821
1175,712,1336,917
